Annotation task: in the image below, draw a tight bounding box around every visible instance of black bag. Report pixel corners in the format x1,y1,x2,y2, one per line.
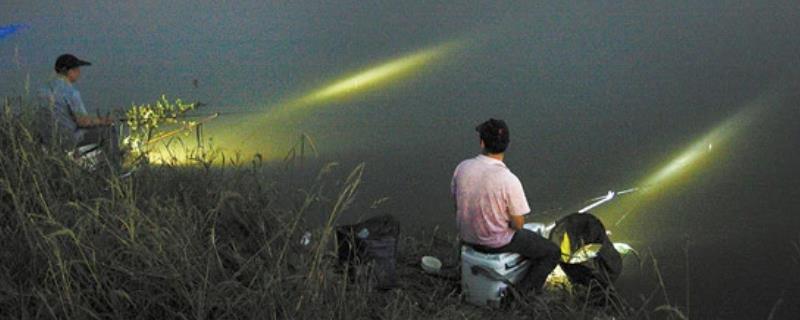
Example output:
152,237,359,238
548,213,623,289
336,214,400,290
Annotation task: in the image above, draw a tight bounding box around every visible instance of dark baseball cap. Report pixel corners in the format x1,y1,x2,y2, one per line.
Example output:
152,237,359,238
55,54,91,73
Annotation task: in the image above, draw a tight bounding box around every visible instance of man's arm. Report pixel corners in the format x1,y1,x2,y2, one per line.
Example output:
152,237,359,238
506,174,531,231
451,163,461,212
69,90,113,127
74,116,114,128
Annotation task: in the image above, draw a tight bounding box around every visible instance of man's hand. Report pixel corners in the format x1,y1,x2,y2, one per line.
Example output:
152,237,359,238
509,214,525,231
75,116,114,128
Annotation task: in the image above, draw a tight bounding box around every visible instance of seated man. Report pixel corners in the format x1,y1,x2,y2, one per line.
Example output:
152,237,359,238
452,118,560,295
38,54,119,166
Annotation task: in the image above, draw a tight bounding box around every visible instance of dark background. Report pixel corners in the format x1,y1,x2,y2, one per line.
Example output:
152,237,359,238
3,1,799,318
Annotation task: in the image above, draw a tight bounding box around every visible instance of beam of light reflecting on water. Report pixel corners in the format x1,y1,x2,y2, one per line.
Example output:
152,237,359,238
641,102,761,191
222,40,463,158
265,40,462,117
145,40,463,164
603,98,769,235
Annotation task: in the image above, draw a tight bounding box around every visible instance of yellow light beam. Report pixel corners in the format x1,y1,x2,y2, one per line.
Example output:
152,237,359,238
641,102,761,190
267,40,462,117
225,40,462,152
606,99,768,232
152,40,464,164
302,45,454,103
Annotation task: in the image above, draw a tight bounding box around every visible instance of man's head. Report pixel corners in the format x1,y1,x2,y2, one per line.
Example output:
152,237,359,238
476,118,510,154
55,54,91,83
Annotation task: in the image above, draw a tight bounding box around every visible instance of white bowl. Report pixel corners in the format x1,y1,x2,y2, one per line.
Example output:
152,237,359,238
421,256,442,274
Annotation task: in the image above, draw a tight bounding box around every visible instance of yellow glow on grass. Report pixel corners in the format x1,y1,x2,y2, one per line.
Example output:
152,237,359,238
142,140,207,166
144,141,279,166
142,113,306,165
146,147,192,166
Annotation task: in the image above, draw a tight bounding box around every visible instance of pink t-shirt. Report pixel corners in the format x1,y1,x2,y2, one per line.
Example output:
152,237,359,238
452,154,531,248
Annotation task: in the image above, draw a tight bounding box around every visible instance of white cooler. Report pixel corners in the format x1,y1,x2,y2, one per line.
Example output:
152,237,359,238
461,223,546,306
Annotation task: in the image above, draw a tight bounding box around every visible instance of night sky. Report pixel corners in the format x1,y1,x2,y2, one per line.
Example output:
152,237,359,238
3,1,800,318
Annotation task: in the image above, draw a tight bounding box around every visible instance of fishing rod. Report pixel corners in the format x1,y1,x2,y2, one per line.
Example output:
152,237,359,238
143,112,219,145
579,187,640,213
112,102,265,122
115,110,265,122
541,187,642,236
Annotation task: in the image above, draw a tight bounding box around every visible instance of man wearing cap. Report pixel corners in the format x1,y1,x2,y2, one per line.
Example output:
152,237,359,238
39,54,118,163
452,118,560,296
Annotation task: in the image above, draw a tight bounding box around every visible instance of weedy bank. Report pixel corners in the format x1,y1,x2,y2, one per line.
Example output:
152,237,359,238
0,98,682,319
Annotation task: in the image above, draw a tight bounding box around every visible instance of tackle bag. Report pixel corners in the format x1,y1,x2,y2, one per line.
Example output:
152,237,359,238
336,214,400,290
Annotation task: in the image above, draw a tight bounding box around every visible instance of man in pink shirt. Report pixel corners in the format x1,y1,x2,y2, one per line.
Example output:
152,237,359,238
452,118,560,295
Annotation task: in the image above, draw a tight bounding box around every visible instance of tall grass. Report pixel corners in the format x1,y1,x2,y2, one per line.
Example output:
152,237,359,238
0,98,681,319
0,101,372,318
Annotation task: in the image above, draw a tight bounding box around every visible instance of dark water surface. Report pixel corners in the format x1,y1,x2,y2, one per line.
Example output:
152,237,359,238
3,1,800,318
333,100,800,319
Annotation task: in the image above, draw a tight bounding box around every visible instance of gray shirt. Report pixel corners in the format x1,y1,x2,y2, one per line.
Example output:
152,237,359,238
38,76,89,143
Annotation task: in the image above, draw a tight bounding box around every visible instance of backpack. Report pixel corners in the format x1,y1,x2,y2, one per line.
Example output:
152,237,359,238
336,214,400,290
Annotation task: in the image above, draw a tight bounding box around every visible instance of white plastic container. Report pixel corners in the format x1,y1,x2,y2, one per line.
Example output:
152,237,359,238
460,223,545,306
